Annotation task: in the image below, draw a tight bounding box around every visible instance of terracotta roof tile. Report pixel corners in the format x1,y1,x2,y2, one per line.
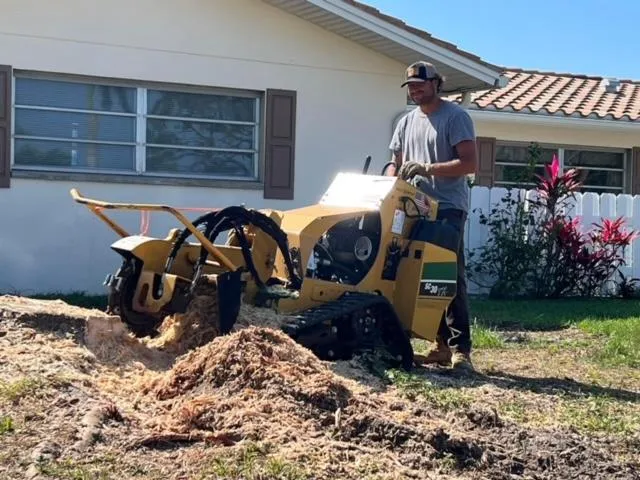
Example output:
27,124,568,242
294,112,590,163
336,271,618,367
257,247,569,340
448,69,640,121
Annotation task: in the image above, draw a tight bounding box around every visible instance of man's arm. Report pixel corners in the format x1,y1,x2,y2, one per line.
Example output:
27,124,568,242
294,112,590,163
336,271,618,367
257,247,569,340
386,115,406,176
385,151,402,176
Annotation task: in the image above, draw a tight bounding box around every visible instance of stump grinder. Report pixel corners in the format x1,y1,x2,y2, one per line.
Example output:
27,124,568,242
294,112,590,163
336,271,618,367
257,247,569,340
70,158,461,370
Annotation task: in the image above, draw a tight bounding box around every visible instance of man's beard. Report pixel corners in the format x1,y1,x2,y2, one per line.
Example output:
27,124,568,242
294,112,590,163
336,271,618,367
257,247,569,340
413,92,435,105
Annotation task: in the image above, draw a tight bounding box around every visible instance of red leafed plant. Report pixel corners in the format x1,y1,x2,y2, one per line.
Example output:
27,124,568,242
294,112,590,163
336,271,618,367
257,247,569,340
592,217,639,246
534,155,637,297
468,143,639,299
535,154,582,215
543,213,638,297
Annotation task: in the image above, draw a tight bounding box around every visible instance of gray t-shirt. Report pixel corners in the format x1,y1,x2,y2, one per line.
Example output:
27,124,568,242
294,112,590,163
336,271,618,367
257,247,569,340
389,100,476,213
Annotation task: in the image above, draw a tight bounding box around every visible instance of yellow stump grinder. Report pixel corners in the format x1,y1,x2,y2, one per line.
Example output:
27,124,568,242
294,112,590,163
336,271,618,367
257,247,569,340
70,159,461,370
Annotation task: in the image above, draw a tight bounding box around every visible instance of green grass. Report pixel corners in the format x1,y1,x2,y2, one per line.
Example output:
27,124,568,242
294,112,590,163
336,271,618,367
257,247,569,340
0,416,14,435
0,377,48,404
35,455,153,480
385,369,472,411
29,291,108,310
198,442,308,480
559,394,639,436
471,319,505,349
468,297,640,367
470,297,640,331
37,459,111,480
577,318,640,368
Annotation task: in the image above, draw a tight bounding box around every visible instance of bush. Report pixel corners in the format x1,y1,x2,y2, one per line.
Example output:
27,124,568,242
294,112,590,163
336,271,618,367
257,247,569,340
468,145,638,299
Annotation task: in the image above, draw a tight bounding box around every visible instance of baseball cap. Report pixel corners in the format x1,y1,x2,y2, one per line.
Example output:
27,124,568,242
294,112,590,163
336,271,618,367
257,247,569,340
401,61,441,87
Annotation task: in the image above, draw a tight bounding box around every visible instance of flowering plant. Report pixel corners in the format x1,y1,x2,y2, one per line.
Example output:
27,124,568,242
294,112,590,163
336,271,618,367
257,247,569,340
468,145,638,298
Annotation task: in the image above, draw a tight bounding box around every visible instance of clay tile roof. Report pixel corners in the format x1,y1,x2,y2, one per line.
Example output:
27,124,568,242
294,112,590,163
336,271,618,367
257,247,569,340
447,69,640,121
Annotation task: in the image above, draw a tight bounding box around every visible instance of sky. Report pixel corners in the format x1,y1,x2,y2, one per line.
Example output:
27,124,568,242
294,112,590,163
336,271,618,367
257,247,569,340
364,0,640,80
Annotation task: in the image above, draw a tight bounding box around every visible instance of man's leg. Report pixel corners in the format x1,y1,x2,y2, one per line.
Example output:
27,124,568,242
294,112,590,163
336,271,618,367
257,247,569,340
443,211,473,368
417,209,470,366
439,209,473,369
447,219,472,351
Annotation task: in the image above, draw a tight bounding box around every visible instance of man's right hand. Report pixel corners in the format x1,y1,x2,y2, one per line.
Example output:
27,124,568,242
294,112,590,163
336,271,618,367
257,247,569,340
398,161,428,180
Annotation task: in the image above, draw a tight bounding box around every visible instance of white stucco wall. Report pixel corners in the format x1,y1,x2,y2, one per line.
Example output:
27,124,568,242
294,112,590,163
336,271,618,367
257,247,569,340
0,0,408,294
472,114,640,150
471,113,640,192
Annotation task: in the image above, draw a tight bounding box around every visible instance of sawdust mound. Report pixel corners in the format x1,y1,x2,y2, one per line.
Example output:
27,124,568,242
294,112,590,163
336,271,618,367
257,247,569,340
0,295,105,338
143,326,351,442
84,314,175,370
147,278,297,356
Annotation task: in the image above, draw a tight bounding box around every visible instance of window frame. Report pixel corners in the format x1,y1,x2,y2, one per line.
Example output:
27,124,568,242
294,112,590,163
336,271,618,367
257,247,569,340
493,141,560,189
494,140,628,193
10,70,264,186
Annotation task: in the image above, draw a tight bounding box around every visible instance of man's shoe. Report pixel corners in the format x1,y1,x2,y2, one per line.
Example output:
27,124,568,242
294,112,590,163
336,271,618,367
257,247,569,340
415,337,452,366
451,351,474,371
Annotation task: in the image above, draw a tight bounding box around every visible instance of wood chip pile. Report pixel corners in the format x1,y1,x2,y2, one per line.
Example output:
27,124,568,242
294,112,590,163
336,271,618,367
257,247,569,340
141,326,352,443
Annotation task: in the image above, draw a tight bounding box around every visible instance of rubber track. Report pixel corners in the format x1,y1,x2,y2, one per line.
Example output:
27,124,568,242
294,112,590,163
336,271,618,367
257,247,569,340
281,291,414,370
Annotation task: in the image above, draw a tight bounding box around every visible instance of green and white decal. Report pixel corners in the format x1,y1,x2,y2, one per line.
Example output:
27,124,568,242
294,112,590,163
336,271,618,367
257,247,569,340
419,261,457,297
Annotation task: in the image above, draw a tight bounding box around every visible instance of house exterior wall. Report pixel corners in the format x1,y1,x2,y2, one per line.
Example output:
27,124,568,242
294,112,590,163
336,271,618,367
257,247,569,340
472,116,639,150
0,0,408,294
469,112,640,193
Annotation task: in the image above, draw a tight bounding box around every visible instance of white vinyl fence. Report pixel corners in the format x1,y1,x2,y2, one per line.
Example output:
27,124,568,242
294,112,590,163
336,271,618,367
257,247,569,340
464,186,640,295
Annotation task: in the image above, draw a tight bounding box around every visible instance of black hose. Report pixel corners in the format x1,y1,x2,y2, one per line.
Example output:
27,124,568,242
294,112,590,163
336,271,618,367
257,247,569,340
162,209,220,275
186,206,302,290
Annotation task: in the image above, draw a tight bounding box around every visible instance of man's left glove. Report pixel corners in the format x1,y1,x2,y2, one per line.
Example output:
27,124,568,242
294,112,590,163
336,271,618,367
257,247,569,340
398,161,429,180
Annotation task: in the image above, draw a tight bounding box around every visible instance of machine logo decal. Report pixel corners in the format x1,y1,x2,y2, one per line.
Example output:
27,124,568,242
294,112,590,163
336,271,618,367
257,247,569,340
419,261,457,297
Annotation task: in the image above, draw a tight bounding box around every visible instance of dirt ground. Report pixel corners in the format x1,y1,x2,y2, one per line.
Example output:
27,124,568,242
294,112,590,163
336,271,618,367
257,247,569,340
0,295,638,479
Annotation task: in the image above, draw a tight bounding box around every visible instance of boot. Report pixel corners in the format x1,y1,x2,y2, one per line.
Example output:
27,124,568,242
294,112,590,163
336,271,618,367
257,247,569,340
451,350,474,372
415,336,452,366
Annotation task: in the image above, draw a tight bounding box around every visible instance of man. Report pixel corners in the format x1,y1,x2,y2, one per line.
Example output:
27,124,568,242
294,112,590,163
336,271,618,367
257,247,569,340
388,61,476,371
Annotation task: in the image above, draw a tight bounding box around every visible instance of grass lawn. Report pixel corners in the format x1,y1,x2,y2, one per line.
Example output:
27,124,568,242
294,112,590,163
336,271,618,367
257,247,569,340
469,297,640,368
406,296,640,440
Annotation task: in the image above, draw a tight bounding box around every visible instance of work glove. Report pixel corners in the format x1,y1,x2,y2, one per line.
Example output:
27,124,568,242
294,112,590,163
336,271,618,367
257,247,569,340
398,161,428,180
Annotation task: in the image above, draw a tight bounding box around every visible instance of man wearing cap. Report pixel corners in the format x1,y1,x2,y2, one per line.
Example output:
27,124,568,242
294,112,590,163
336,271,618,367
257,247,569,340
388,61,476,371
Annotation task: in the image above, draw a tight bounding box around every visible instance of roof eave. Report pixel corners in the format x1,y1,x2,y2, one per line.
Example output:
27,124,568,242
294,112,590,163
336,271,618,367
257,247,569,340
264,0,506,93
466,108,640,131
313,0,504,86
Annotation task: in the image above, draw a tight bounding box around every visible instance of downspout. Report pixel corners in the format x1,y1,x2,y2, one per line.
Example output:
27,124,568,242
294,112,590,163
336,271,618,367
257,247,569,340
461,92,472,108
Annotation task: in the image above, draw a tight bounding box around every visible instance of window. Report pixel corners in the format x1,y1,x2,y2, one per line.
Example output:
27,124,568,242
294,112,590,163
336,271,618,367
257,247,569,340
494,142,627,194
564,148,625,194
14,77,137,172
12,75,261,181
494,144,558,187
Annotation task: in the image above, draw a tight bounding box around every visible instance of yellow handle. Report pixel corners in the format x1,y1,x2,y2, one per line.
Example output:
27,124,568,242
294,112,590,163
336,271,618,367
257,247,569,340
70,188,237,271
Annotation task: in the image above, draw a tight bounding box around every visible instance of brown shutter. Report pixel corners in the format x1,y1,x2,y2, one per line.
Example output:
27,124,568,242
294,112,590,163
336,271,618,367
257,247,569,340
0,65,11,188
263,89,296,200
475,136,496,187
632,147,640,194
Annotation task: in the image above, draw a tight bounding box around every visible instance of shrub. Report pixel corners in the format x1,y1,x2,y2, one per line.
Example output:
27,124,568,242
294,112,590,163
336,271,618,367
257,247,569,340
468,146,638,299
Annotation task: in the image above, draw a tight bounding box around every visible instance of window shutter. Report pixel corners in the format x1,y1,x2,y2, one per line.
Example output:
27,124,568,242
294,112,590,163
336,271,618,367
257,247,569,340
0,65,11,188
632,147,640,195
475,136,496,187
264,89,296,200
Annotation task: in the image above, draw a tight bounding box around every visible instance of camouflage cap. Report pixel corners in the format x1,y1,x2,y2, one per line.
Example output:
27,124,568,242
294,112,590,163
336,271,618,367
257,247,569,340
401,61,441,87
